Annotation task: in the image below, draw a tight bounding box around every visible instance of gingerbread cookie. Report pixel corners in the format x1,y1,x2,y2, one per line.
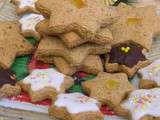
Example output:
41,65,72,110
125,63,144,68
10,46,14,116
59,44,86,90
49,93,104,120
19,13,44,40
105,43,150,78
116,88,160,120
19,68,74,102
35,0,118,40
0,21,33,69
0,69,21,97
108,3,160,50
35,36,110,66
82,72,134,108
12,0,39,15
138,59,160,89
36,19,113,48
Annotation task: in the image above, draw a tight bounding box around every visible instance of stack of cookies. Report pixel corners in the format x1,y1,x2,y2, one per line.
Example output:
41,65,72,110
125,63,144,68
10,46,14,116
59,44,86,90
0,0,160,120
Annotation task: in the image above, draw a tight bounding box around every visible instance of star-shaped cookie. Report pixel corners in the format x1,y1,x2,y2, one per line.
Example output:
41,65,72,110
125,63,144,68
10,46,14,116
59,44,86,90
19,68,74,102
82,72,134,108
117,88,160,120
12,0,39,15
35,36,110,66
35,0,118,40
108,3,160,50
0,21,33,69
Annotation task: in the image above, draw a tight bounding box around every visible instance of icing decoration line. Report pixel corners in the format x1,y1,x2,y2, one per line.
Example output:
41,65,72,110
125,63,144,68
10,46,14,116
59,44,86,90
71,0,86,8
127,18,142,25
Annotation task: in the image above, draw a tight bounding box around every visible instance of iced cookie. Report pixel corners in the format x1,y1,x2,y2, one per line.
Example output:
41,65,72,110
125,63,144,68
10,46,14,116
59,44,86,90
12,0,39,15
19,68,74,102
82,72,134,108
49,93,104,120
19,13,44,40
36,19,113,48
138,59,160,89
0,21,33,69
115,88,160,120
35,0,118,40
0,69,21,97
35,36,110,66
105,43,150,78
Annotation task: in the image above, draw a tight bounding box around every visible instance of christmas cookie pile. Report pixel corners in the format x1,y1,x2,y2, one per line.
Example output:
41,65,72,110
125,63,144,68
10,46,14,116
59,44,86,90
0,0,159,120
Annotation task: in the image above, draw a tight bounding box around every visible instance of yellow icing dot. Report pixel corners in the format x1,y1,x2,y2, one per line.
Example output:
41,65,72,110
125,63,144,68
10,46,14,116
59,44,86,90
105,79,118,89
127,18,142,25
71,0,86,8
121,46,130,53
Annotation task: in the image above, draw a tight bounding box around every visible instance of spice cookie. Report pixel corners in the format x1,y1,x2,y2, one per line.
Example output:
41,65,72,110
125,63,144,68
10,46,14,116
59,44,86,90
82,72,134,108
49,93,104,120
19,68,74,102
35,36,110,66
105,43,150,78
115,88,160,120
0,21,33,69
0,69,21,97
108,3,160,50
19,13,44,40
36,19,113,48
138,59,160,89
35,0,118,40
12,0,39,15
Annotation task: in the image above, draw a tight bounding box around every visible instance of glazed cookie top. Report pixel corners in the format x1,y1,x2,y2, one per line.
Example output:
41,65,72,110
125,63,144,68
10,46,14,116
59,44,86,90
19,0,37,8
139,59,160,85
121,88,160,120
54,93,100,114
109,43,146,68
23,68,65,92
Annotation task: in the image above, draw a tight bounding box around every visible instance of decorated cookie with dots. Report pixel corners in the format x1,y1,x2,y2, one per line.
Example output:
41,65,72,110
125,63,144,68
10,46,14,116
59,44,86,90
117,88,160,120
19,13,44,40
82,72,134,108
105,43,150,78
19,68,74,102
49,93,104,120
12,0,39,15
138,59,160,89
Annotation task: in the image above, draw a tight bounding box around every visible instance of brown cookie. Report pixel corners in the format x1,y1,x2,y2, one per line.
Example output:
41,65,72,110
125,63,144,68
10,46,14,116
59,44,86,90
18,68,74,102
36,19,113,48
0,21,33,69
35,36,110,66
105,43,150,78
49,93,104,120
11,0,40,15
35,0,118,40
82,72,134,108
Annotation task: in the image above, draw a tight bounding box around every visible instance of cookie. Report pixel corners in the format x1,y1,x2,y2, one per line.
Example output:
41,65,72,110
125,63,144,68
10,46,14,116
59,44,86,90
12,0,39,15
35,0,118,40
0,69,21,97
19,68,74,102
19,13,44,40
108,3,160,50
105,43,150,78
35,36,110,66
115,88,160,120
82,72,134,108
36,19,113,48
0,21,33,69
39,55,103,76
49,93,104,120
138,59,160,89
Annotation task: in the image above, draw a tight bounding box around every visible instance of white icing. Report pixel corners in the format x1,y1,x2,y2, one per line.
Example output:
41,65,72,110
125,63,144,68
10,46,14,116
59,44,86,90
54,93,99,114
23,68,65,92
121,88,160,120
19,13,44,31
19,0,37,8
138,59,160,85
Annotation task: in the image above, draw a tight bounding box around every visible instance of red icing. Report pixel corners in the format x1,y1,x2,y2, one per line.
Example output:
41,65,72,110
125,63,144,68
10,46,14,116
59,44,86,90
8,92,52,107
100,106,115,116
77,71,88,78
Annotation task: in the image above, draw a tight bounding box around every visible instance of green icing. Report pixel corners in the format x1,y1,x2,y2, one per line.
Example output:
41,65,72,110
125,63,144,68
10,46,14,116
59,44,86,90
26,37,38,46
68,85,83,93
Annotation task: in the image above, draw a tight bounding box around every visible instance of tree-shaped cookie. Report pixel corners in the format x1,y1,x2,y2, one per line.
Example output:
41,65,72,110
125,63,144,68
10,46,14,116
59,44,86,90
49,93,104,120
19,68,74,102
